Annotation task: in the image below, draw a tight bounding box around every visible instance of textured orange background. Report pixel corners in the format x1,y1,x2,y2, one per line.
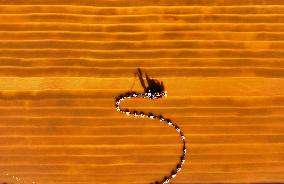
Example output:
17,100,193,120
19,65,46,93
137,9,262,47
0,0,283,183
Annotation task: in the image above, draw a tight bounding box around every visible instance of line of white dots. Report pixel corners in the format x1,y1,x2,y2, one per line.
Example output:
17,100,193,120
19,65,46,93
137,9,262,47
115,91,187,184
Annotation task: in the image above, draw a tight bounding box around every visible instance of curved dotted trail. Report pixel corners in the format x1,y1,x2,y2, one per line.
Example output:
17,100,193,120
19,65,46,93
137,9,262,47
115,91,187,184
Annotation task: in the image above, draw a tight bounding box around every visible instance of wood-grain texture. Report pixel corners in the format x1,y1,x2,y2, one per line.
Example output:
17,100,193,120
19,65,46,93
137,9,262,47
0,1,283,183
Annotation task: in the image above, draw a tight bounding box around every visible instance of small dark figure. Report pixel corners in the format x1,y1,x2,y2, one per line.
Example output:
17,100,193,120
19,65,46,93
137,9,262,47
136,68,165,94
133,68,167,99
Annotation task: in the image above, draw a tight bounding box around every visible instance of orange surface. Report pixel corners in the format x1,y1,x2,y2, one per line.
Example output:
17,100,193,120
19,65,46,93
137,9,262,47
0,1,284,183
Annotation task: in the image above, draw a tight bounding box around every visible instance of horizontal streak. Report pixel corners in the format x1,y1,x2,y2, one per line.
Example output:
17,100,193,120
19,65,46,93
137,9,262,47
0,161,283,166
0,135,282,145
0,68,283,77
0,167,283,174
0,115,282,119
0,116,283,127
0,57,283,68
0,5,284,15
1,168,283,183
0,31,282,41
0,153,282,158
0,8,283,15
0,134,283,137
2,172,284,175
3,13,284,16
0,14,283,24
0,115,282,118
1,48,283,51
0,49,283,57
0,80,282,96
0,5,283,7
0,0,282,6
0,134,282,137
0,143,282,147
0,30,283,34
0,144,281,155
0,106,281,117
0,40,283,50
3,171,284,175
0,124,283,128
0,48,283,53
0,13,283,18
1,105,284,109
0,173,283,180
0,23,284,32
1,98,284,107
0,153,283,157
0,39,283,43
0,175,283,184
5,66,281,69
1,106,283,109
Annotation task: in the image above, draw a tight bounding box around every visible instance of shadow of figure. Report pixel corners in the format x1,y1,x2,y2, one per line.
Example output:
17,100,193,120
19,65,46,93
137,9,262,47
135,68,165,95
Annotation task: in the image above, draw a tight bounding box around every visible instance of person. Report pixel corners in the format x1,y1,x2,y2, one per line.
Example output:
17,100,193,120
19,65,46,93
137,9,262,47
136,68,165,94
